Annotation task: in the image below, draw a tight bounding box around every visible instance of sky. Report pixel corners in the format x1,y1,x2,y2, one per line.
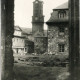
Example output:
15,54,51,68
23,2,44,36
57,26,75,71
14,0,68,29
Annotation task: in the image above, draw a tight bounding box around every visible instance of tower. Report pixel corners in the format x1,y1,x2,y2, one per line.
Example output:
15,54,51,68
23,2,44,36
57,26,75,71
32,0,44,37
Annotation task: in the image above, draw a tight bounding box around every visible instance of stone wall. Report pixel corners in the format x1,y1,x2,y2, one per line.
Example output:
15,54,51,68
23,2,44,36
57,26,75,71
32,23,44,36
48,25,69,55
34,37,48,54
1,0,14,80
25,40,34,53
69,0,79,80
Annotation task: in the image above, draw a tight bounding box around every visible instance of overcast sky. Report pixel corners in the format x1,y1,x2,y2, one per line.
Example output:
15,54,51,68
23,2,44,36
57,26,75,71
14,0,68,29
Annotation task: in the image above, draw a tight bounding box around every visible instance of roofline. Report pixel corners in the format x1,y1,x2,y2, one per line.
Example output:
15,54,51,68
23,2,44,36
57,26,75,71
34,36,48,38
33,0,43,3
32,22,44,23
53,8,69,10
13,35,26,38
25,39,34,43
46,21,69,26
14,26,22,31
22,32,28,35
17,27,32,34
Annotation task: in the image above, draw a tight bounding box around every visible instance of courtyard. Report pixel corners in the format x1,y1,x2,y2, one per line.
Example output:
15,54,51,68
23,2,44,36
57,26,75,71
14,63,69,80
13,54,70,80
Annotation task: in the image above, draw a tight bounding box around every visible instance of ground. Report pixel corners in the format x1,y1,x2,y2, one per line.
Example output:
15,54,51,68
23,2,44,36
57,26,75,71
14,63,70,80
13,54,70,80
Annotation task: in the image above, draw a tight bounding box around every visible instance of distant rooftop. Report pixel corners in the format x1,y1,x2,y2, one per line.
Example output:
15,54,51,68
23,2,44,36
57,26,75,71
20,27,32,34
54,2,68,10
15,26,47,37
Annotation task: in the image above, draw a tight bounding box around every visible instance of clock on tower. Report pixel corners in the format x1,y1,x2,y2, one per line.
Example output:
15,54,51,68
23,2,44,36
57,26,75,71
35,17,38,20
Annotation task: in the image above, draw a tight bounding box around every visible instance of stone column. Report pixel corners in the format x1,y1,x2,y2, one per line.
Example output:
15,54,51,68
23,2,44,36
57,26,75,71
1,0,14,80
1,0,6,80
69,0,79,80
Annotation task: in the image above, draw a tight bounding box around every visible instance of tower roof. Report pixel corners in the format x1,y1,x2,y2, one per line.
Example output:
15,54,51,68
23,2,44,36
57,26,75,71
54,2,68,10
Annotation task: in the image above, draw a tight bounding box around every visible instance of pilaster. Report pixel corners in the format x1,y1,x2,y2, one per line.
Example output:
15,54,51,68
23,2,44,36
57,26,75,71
69,0,79,80
1,0,14,80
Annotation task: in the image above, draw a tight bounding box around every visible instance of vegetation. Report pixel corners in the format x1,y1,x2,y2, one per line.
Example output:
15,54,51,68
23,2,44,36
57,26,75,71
14,54,69,67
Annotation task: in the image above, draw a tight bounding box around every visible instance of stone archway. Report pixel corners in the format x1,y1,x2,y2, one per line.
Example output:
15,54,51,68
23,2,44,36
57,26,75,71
1,0,80,80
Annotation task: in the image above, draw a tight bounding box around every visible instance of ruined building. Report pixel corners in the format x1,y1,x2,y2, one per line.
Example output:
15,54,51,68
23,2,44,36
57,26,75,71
46,2,69,55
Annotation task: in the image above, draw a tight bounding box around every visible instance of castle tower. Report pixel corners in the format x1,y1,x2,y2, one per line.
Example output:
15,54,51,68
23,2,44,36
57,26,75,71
32,0,44,37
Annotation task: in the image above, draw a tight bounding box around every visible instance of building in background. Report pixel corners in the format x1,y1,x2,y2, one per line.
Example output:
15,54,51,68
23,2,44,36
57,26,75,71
32,0,44,37
13,1,69,55
20,27,34,41
46,2,69,55
32,0,48,54
12,26,34,55
34,37,48,54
